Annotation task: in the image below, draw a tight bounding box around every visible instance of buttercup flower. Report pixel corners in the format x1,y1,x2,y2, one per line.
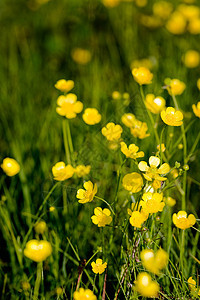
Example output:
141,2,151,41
188,18,200,34
130,121,150,139
192,102,200,118
71,48,91,65
1,158,20,177
138,156,170,181
52,162,74,181
56,94,83,119
166,12,186,35
178,4,200,20
24,239,52,262
166,79,186,96
188,277,200,296
140,248,168,275
34,221,47,235
82,108,101,125
161,107,183,126
157,143,166,153
120,142,144,159
121,113,137,128
145,94,166,114
75,165,91,177
122,172,143,193
73,288,97,300
183,50,200,68
129,211,148,228
197,78,200,90
132,67,153,85
153,1,173,20
112,91,121,100
164,196,176,207
54,79,74,93
140,192,165,214
76,181,97,204
101,122,123,141
135,272,159,297
173,211,196,229
91,207,112,227
91,259,107,274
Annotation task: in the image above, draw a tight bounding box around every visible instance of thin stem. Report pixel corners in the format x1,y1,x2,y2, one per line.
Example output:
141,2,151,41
186,130,200,163
33,262,43,300
95,196,115,215
62,119,71,164
66,119,74,154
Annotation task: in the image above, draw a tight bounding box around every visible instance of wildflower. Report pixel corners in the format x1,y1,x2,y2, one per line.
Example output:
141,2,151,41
178,4,200,20
91,259,107,274
166,78,186,96
34,221,47,234
52,162,74,181
122,172,143,193
140,15,163,29
188,277,200,296
121,113,136,128
164,196,176,207
54,79,74,93
197,79,200,90
166,12,186,35
129,211,148,228
145,94,166,114
101,122,123,141
71,48,91,65
183,50,200,68
153,1,173,20
49,206,55,212
138,156,170,181
56,94,83,119
73,288,97,300
135,272,159,297
152,179,162,190
24,239,52,262
140,248,168,275
1,158,20,176
76,181,97,204
21,281,31,291
188,18,200,34
173,211,196,229
120,142,144,159
132,67,153,85
75,165,91,177
192,102,200,118
140,192,165,214
56,287,63,296
161,107,183,126
82,108,101,125
102,0,120,8
91,207,112,227
157,143,166,152
135,0,147,7
112,91,121,100
130,121,150,139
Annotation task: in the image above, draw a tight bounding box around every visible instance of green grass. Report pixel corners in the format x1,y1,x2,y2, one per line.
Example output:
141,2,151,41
0,0,200,299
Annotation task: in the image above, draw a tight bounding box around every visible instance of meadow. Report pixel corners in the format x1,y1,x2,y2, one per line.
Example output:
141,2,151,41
0,0,200,299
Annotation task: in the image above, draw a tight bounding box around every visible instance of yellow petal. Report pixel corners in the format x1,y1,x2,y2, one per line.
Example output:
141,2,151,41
149,156,160,167
138,161,149,171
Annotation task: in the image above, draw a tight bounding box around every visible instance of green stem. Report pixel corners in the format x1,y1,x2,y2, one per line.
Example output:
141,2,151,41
66,119,74,154
186,130,200,163
180,230,185,277
33,262,43,300
62,119,71,164
85,249,100,267
95,196,115,215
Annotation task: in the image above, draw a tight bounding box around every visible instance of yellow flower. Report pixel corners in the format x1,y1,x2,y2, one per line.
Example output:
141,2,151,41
197,78,200,90
140,248,168,275
101,122,123,141
75,165,91,177
188,18,200,34
135,0,147,7
130,58,153,71
71,48,91,65
130,121,150,139
76,181,97,204
188,277,200,296
140,192,165,214
56,287,63,296
112,91,121,100
73,288,97,300
91,259,107,274
183,50,200,68
91,207,112,227
138,156,170,181
166,12,186,35
54,79,74,93
102,0,120,8
164,196,176,207
173,211,196,229
49,206,55,212
153,1,173,20
82,108,101,125
135,272,159,297
192,102,200,118
21,281,31,291
157,143,166,152
145,94,166,114
24,239,52,262
129,211,148,228
120,142,144,159
56,94,83,119
178,4,200,20
1,158,20,177
166,78,186,96
121,113,137,128
122,172,143,193
132,67,153,85
34,221,47,234
161,107,183,126
52,162,74,181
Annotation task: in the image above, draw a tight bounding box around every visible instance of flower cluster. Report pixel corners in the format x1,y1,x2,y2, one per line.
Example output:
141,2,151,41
140,248,168,275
